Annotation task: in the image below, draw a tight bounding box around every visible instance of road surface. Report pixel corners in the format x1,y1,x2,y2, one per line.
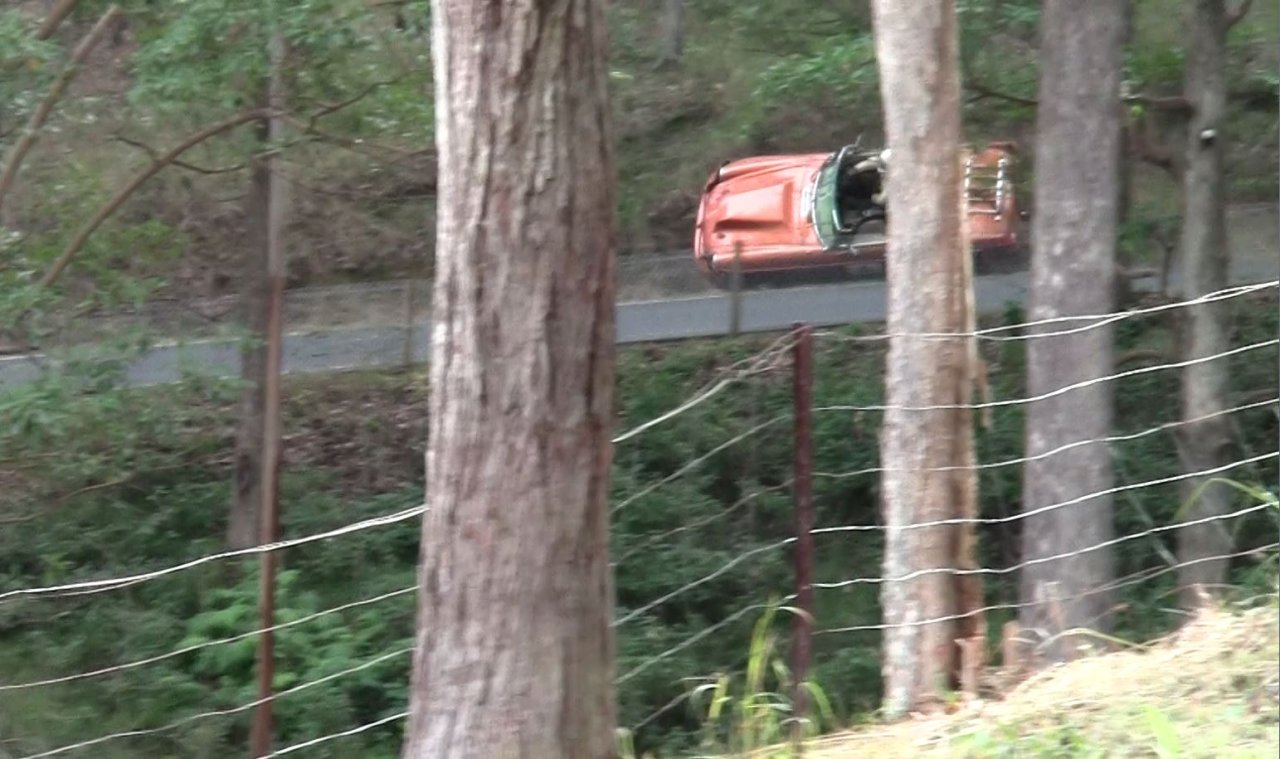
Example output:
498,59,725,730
1,258,1275,391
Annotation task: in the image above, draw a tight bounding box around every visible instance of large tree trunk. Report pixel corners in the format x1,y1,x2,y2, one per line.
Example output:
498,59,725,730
1175,0,1234,609
401,0,618,756
229,114,271,551
871,0,982,719
1018,0,1125,661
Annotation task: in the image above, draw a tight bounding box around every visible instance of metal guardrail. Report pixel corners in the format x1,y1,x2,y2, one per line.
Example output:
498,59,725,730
2,202,1275,392
0,272,1037,390
28,253,715,351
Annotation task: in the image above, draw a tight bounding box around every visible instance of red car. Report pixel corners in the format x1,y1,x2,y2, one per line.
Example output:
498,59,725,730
693,142,1024,288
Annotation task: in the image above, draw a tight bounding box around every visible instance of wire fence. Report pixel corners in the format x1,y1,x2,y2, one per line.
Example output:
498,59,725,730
0,280,1276,758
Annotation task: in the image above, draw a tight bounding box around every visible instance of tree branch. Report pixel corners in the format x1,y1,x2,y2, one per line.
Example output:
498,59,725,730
23,87,421,297
964,80,1038,107
283,114,430,159
112,133,246,175
35,109,268,291
1114,348,1170,367
35,0,81,41
1124,94,1194,114
305,76,408,128
1225,0,1254,30
0,512,40,526
0,5,122,212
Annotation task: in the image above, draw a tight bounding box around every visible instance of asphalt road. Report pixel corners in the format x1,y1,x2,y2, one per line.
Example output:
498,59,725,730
1,259,1275,391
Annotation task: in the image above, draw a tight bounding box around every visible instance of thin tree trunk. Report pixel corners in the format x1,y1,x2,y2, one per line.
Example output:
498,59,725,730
657,0,684,68
1175,0,1234,608
228,110,271,551
232,32,289,554
1018,0,1124,661
231,37,291,561
401,0,618,755
871,0,981,719
36,0,80,41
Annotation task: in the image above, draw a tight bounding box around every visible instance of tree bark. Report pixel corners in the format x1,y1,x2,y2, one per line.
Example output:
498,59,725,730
1175,0,1235,609
1116,0,1136,303
230,46,289,552
1018,0,1124,660
657,0,684,68
228,117,271,551
871,0,982,719
400,0,618,756
36,0,81,41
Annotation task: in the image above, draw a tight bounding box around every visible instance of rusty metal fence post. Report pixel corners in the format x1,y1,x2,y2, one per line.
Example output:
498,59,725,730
250,30,288,759
790,322,814,751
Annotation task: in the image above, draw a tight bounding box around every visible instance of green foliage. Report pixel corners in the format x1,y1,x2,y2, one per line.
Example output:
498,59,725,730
951,720,1108,759
1,297,1276,757
1,143,185,349
754,35,878,111
131,0,358,110
0,8,59,115
128,0,432,141
1144,705,1182,759
688,601,836,757
1,1,1278,754
175,567,412,753
957,0,1040,123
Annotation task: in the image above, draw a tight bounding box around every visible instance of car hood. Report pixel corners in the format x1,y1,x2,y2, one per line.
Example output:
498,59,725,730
699,154,826,253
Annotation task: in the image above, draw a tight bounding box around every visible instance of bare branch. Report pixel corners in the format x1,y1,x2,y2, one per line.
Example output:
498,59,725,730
35,0,81,41
34,109,268,292
1124,94,1194,114
1114,348,1171,367
0,5,123,212
1225,0,1254,30
965,80,1038,108
284,113,430,159
0,512,40,526
1119,266,1161,280
305,76,408,127
112,133,247,175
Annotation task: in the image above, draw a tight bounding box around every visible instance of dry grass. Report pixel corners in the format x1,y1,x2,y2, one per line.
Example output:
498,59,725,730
799,600,1279,758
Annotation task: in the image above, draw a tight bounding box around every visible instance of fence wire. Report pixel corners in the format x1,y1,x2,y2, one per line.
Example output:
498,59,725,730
2,281,1275,758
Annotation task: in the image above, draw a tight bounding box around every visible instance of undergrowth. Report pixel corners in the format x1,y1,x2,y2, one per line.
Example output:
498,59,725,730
0,298,1276,756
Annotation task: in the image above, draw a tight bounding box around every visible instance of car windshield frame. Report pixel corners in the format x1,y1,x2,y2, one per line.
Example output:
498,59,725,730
809,151,841,249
